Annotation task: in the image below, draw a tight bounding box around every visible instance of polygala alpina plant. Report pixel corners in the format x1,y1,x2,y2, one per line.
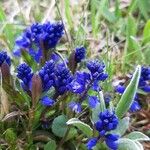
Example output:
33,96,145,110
0,21,149,150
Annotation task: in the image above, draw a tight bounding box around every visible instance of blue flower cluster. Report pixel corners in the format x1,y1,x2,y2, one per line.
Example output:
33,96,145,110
69,59,108,113
75,46,86,63
54,63,73,95
39,60,55,91
13,22,64,62
87,59,108,81
17,63,33,91
0,51,11,67
87,109,119,150
139,66,150,92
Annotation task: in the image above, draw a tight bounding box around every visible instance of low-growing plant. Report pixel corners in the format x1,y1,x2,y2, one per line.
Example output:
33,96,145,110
0,21,149,150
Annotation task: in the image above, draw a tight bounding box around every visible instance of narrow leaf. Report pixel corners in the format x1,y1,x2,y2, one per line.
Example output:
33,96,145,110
116,65,141,118
143,20,150,44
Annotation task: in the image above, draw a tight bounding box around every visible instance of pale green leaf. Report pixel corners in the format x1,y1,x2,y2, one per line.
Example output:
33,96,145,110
126,131,150,141
111,117,129,136
66,118,93,137
118,138,141,150
116,65,141,119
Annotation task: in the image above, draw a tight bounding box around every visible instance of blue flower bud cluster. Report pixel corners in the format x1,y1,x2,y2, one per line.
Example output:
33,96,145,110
13,22,64,62
75,46,86,63
87,59,108,81
39,60,55,91
0,51,11,67
17,63,33,91
54,63,73,95
139,66,150,92
87,109,119,150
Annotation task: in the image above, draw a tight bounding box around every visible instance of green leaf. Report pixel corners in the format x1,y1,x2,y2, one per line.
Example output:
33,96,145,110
118,138,141,150
64,0,73,29
21,50,37,71
110,117,129,136
4,128,17,143
125,131,150,141
92,103,101,122
52,115,68,137
143,20,150,44
66,118,93,137
126,15,137,54
98,91,106,112
0,5,6,21
116,65,141,119
102,7,116,23
44,140,56,150
137,0,150,20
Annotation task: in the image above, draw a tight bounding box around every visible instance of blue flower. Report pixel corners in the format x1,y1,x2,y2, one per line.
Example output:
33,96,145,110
75,46,86,63
86,138,98,150
88,96,99,108
138,66,150,93
68,102,81,114
41,96,55,106
0,51,11,67
54,63,73,95
141,85,150,92
130,100,141,112
87,59,107,81
17,63,33,91
39,60,55,91
13,22,64,62
115,85,125,94
69,71,90,94
95,110,118,136
105,134,119,150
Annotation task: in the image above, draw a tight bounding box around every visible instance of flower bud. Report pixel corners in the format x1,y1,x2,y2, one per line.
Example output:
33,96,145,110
31,74,42,107
1,62,11,84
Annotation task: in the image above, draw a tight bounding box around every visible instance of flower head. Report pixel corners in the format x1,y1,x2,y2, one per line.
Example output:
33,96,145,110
17,63,33,91
0,51,11,67
13,22,64,62
39,60,55,91
87,59,108,83
54,63,73,95
95,110,118,136
69,71,90,94
138,66,150,93
75,46,86,63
